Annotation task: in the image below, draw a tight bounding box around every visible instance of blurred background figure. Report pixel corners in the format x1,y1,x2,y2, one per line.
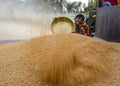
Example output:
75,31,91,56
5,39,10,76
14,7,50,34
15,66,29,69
62,6,68,14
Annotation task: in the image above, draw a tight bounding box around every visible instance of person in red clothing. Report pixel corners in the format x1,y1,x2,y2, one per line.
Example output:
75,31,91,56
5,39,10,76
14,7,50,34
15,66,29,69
73,14,89,36
104,0,118,6
95,0,118,8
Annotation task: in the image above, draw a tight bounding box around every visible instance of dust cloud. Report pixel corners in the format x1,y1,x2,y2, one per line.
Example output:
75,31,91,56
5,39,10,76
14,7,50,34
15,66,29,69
0,0,57,40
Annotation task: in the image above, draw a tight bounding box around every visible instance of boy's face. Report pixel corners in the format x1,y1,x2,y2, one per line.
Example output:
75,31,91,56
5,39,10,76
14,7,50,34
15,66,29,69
74,17,83,25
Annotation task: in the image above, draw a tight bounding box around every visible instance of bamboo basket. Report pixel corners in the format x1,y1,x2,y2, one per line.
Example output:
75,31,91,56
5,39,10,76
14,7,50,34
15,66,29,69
51,17,74,34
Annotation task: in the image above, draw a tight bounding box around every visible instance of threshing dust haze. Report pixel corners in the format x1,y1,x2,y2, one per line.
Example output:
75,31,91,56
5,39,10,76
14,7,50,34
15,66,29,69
0,0,58,40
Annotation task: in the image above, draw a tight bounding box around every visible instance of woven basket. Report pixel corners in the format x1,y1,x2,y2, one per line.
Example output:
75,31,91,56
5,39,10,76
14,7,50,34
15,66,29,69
51,17,74,34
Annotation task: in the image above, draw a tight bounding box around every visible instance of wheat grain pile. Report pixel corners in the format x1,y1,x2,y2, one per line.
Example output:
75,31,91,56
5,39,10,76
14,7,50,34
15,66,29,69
0,33,120,86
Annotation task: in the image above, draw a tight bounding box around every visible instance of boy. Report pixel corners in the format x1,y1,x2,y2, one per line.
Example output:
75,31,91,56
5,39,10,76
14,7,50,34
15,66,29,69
74,14,89,36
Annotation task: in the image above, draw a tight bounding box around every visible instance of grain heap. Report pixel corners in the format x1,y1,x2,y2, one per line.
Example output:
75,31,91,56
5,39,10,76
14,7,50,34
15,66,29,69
0,33,120,86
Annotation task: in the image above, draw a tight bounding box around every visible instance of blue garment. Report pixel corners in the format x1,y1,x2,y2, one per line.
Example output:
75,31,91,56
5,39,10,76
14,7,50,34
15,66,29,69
104,2,111,7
